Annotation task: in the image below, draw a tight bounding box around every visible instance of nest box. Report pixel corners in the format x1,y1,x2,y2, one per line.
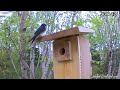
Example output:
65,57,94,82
36,26,94,79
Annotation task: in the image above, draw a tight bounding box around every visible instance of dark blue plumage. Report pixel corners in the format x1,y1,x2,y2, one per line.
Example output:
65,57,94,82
29,23,46,43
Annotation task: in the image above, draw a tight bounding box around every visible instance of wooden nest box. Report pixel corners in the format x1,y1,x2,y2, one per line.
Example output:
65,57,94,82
36,26,94,79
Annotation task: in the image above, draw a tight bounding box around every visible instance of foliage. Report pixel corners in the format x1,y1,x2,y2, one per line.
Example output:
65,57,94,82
91,74,117,79
92,61,104,75
0,11,120,78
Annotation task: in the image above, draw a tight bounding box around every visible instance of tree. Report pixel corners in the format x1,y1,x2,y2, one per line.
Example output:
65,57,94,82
18,11,29,79
29,11,35,79
117,11,120,79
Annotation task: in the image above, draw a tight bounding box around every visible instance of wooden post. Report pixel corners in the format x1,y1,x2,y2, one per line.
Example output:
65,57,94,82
36,26,94,79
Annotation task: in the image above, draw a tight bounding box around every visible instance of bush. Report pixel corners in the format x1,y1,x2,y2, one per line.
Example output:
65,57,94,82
92,61,104,75
91,74,117,79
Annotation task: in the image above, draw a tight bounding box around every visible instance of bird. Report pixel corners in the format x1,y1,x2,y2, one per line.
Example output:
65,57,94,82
29,23,46,43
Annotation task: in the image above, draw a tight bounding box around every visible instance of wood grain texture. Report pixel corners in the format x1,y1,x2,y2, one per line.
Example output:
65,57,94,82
53,39,72,61
53,35,92,79
78,35,92,79
53,36,81,79
36,26,94,42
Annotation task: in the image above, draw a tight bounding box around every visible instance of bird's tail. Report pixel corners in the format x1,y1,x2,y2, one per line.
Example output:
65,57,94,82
28,35,36,43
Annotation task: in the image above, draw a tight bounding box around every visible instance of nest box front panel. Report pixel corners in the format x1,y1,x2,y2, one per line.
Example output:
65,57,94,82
53,36,81,79
53,38,72,61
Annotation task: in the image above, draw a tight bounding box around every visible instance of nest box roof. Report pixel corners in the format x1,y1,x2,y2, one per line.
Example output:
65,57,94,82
36,26,94,42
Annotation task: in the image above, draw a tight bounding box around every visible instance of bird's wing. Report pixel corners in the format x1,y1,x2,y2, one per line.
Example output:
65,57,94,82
34,26,46,35
34,26,42,35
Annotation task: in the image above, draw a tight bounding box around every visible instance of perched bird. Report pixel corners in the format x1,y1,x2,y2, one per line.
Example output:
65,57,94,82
29,23,46,43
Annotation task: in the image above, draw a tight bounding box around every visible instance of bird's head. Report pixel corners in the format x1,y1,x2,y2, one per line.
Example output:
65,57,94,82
41,23,47,28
